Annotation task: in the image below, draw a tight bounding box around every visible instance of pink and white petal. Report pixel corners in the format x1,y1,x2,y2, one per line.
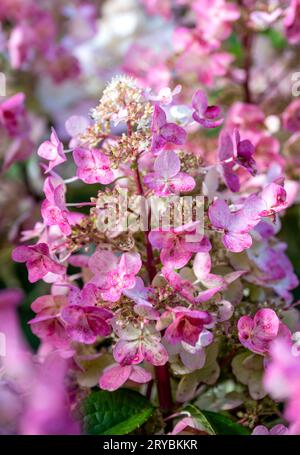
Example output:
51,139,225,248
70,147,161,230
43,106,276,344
119,252,142,276
31,295,54,313
238,315,254,341
100,287,122,303
151,133,166,153
50,128,61,148
224,270,246,284
154,150,181,179
201,273,225,289
123,277,150,306
92,149,110,166
208,199,231,230
33,243,51,256
192,90,208,114
144,172,161,192
269,424,289,435
148,230,174,249
193,252,212,280
181,347,206,371
88,249,117,275
99,364,132,391
97,167,115,184
171,417,202,435
142,336,169,366
194,286,223,303
252,426,269,435
160,123,187,145
113,339,143,365
253,309,279,341
12,245,32,262
73,147,92,167
223,232,253,252
195,116,223,129
164,319,184,345
27,260,48,282
129,365,152,384
38,140,58,160
76,166,98,184
184,235,212,254
161,246,192,269
44,257,66,276
169,172,195,193
152,105,167,129
53,184,66,208
218,131,234,161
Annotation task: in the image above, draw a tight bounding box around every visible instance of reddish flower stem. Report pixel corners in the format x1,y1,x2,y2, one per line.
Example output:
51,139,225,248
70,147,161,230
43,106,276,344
242,32,252,103
133,150,173,413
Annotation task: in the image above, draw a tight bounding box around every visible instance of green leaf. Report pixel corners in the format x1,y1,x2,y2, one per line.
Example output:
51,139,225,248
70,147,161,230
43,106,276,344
82,389,155,435
201,410,250,435
263,28,287,50
225,33,244,61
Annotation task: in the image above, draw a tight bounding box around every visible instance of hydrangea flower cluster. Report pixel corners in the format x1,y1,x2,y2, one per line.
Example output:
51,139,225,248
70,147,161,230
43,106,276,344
2,0,300,437
0,0,101,83
12,72,300,434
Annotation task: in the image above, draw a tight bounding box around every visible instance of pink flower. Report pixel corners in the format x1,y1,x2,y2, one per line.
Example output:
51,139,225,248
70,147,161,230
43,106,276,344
147,85,181,105
283,99,300,132
158,306,212,346
99,363,152,391
41,177,72,235
0,288,32,383
161,267,195,304
149,223,211,269
122,44,171,92
47,46,80,84
193,252,224,289
150,105,186,153
192,0,240,48
12,243,65,283
0,93,29,138
238,308,291,355
113,321,168,366
29,295,70,349
284,0,300,45
20,353,79,435
123,277,159,320
123,277,151,307
38,128,66,173
208,196,262,252
2,137,33,172
192,90,223,128
256,182,288,217
61,304,112,345
73,147,114,184
252,424,288,435
170,416,205,435
264,338,300,399
218,129,256,192
164,329,213,372
247,242,299,304
7,23,31,69
144,150,195,195
264,338,300,431
225,101,265,132
88,249,142,302
141,0,172,19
